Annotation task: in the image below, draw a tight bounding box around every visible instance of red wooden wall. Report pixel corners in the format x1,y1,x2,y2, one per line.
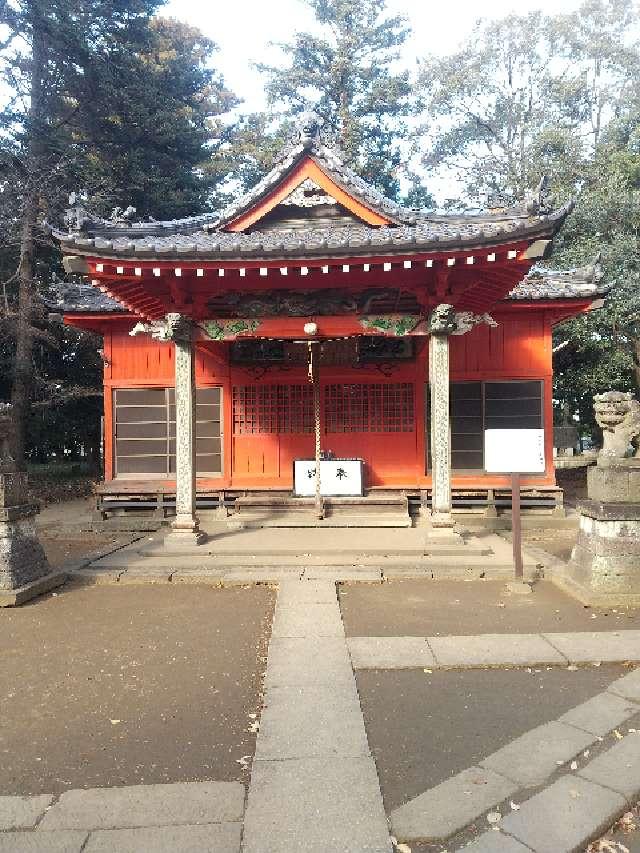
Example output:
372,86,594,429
99,307,555,489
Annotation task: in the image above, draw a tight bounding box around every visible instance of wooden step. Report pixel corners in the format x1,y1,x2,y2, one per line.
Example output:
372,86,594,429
227,512,412,529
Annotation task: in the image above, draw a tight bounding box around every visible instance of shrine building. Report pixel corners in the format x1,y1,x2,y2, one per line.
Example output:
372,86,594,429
52,114,607,536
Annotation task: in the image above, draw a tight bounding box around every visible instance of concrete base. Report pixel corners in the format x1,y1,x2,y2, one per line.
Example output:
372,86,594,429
0,510,52,591
563,499,640,605
161,529,207,550
0,570,67,607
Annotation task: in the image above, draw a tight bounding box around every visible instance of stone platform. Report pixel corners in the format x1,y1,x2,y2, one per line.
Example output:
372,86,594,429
76,524,540,583
562,458,640,606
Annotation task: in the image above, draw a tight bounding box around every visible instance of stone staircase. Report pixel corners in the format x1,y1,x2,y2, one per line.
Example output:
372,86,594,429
87,525,542,581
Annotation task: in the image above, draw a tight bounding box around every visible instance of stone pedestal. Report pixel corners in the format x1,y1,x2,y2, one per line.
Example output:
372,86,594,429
0,472,64,606
562,460,640,605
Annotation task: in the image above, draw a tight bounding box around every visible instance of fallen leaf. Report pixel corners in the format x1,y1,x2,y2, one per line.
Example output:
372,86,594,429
614,730,624,740
486,811,502,824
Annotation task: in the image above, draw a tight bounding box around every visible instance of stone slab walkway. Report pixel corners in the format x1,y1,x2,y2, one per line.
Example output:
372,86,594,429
0,782,244,852
4,576,640,853
348,629,640,669
390,667,640,847
241,579,392,853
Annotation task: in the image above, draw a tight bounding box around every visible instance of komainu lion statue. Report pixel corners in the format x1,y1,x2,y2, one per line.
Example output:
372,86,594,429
594,391,640,459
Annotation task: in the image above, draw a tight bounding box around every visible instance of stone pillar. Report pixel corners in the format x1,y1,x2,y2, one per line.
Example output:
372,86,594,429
0,405,64,605
429,332,452,524
165,315,205,546
428,304,458,528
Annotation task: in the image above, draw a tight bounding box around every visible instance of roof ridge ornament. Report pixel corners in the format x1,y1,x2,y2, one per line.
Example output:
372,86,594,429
65,190,90,232
109,205,137,225
525,175,554,215
296,110,325,150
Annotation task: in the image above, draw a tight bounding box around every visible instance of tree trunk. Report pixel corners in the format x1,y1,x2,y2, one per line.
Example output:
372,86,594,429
633,337,640,393
10,7,46,465
11,192,38,464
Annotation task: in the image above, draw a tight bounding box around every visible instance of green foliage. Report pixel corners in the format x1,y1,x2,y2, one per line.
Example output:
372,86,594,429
416,1,639,207
551,106,640,430
414,0,640,434
0,0,238,460
254,0,414,200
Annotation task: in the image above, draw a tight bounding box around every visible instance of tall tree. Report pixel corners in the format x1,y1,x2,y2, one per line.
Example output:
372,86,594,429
74,16,238,220
0,1,237,462
255,0,414,200
415,0,640,435
415,1,639,207
551,103,640,428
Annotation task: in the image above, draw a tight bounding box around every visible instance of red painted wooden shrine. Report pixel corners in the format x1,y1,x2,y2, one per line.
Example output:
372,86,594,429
53,116,606,504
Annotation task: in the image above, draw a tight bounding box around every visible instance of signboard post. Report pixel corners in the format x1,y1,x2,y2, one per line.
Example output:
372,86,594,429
484,429,545,586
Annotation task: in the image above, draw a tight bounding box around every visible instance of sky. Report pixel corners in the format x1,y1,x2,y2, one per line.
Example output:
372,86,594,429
164,0,586,113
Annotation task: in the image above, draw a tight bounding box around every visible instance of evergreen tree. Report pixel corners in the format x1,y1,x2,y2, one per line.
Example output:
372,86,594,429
0,0,237,462
255,0,415,201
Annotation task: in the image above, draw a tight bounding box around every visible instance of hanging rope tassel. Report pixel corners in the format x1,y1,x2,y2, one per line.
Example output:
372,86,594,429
308,342,324,520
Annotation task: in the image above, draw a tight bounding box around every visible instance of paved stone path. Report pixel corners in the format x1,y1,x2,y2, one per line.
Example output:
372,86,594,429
241,579,392,853
348,629,640,669
0,781,244,852
4,577,640,852
390,667,640,844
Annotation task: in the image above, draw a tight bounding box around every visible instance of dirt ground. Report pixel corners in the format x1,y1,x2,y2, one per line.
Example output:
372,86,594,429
522,525,579,560
358,664,632,814
0,584,275,795
39,531,133,569
339,579,640,638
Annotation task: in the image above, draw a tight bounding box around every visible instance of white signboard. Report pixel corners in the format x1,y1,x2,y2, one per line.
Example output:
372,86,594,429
294,459,364,497
484,429,545,474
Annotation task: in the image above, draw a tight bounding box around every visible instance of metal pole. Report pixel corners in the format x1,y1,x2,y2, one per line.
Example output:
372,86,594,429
512,472,523,580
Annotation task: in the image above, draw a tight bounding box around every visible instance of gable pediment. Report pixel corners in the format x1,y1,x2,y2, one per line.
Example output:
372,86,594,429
224,156,392,232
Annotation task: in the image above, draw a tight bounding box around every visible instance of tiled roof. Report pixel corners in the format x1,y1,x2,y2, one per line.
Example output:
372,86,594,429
43,282,125,314
508,258,608,301
53,116,573,261
55,206,573,261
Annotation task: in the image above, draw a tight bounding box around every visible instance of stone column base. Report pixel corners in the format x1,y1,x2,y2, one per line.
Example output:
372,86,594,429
164,516,207,549
561,499,640,606
426,512,462,540
0,510,52,592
